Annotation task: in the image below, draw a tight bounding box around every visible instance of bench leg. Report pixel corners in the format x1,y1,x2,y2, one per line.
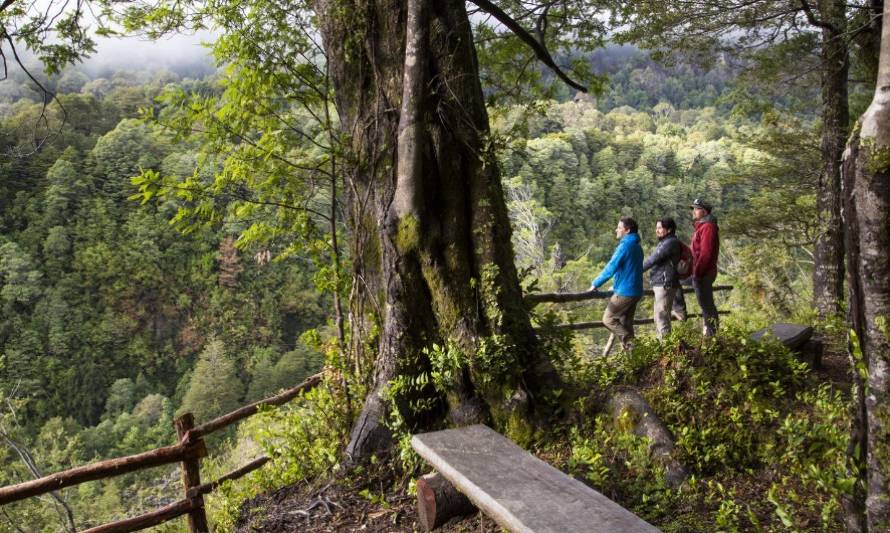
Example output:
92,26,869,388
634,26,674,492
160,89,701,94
797,339,823,370
416,472,476,531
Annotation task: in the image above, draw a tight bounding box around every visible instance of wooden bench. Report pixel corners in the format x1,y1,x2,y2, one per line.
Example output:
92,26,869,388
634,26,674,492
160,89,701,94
411,424,660,532
750,323,823,369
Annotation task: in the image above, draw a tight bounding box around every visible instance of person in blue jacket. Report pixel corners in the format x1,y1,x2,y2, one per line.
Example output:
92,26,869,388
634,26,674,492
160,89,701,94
589,217,644,352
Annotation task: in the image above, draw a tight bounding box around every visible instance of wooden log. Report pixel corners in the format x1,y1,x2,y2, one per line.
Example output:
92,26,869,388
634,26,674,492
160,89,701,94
417,472,477,531
526,288,607,305
525,285,734,306
175,414,209,533
188,372,323,441
187,456,270,499
80,498,194,533
607,387,687,488
0,442,201,505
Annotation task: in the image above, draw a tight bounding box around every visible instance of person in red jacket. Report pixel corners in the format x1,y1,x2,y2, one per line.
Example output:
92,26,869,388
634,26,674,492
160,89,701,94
690,198,720,336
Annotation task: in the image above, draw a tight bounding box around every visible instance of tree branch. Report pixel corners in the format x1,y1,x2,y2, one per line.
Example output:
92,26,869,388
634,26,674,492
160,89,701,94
799,0,841,34
1,30,67,156
0,0,16,15
1,507,27,533
468,0,588,93
1,433,77,533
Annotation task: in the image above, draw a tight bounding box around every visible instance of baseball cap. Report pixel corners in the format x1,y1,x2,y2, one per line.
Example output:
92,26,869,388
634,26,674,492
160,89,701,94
690,198,712,211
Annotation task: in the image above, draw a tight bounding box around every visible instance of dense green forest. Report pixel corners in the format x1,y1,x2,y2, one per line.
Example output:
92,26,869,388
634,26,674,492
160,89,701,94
0,45,834,530
0,62,333,529
0,0,888,530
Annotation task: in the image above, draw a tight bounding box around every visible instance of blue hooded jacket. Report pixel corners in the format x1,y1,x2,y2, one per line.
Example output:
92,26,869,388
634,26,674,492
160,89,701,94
592,233,644,297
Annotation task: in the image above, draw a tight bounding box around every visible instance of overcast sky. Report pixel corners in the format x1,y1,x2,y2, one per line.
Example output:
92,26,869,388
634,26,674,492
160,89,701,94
79,30,216,75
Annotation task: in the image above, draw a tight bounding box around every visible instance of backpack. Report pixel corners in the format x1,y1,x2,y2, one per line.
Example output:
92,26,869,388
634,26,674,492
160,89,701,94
676,241,693,279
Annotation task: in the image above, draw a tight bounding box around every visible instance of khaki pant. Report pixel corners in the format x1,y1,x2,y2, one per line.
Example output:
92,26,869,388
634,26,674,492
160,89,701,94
602,294,641,350
653,286,677,339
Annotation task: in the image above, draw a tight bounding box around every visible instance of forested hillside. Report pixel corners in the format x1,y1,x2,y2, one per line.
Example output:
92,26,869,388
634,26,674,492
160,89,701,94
0,65,331,529
0,3,884,526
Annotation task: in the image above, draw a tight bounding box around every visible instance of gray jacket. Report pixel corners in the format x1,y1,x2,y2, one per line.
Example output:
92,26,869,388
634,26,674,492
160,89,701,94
643,234,681,288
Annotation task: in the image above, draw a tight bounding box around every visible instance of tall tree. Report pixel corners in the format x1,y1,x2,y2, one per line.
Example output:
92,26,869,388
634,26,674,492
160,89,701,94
312,0,591,459
812,0,850,318
842,2,890,529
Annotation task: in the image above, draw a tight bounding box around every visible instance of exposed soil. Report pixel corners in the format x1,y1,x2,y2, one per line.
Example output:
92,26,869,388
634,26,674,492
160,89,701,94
234,463,499,533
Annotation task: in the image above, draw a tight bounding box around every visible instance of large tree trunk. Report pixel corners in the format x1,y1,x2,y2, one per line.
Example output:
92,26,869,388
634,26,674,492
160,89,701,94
843,3,890,529
813,0,849,318
313,0,561,461
842,114,870,533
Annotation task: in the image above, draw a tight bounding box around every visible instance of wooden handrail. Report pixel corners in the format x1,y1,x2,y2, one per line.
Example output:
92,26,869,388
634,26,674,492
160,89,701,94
80,498,196,533
545,310,731,332
187,456,270,499
0,370,324,532
0,441,202,506
187,372,323,442
525,285,734,306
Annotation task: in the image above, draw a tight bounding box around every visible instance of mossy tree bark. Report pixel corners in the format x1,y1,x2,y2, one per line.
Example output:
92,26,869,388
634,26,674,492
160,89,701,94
813,0,849,318
843,3,890,529
313,0,562,460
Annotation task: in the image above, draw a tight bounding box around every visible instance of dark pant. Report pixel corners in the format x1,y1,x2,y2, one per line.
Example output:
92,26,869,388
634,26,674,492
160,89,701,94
693,274,718,336
673,281,689,319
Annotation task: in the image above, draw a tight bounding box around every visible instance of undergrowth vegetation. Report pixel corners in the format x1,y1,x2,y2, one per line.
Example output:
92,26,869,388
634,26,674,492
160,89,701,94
200,384,351,530
203,319,854,532
561,323,853,531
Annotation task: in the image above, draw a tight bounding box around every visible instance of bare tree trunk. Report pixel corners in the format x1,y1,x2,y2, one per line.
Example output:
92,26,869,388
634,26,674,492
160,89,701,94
813,0,849,318
314,0,561,461
843,4,890,528
842,139,869,533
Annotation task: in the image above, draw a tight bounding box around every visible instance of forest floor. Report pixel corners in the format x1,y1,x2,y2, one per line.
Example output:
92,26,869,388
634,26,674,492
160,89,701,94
235,346,853,532
234,461,499,532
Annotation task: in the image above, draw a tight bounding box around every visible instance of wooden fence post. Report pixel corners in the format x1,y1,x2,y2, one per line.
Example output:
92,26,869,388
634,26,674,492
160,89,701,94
175,414,210,533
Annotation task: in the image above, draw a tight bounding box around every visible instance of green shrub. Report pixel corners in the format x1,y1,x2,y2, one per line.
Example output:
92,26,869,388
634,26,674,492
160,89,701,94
561,323,851,531
204,379,348,530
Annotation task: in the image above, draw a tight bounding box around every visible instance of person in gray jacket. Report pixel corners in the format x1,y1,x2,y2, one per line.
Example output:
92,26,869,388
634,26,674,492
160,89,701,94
642,217,682,339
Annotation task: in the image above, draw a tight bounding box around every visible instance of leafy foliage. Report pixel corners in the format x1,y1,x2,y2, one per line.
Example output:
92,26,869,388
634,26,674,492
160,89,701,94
562,326,853,530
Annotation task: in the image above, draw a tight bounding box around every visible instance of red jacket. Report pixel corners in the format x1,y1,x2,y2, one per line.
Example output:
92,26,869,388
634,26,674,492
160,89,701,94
691,214,719,278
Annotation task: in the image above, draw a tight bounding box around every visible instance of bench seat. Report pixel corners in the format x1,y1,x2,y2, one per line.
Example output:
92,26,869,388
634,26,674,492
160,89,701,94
411,424,659,533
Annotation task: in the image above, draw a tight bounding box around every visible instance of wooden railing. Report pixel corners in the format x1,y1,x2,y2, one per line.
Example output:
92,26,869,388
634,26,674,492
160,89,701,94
0,372,323,533
528,284,733,356
526,284,734,331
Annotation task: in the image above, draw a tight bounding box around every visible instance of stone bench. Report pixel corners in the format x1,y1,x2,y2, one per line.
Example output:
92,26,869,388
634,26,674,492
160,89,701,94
750,323,822,369
411,424,660,532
